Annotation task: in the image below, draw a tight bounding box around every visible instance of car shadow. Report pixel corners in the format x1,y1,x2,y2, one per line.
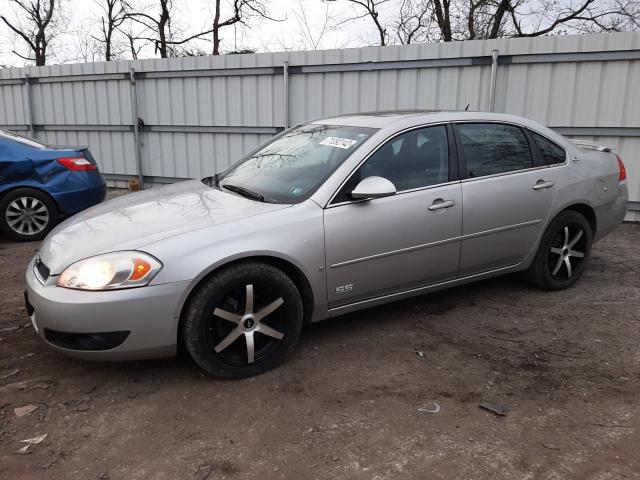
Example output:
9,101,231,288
301,272,526,342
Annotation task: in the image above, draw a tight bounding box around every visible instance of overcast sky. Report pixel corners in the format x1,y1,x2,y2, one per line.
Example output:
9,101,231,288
0,0,387,67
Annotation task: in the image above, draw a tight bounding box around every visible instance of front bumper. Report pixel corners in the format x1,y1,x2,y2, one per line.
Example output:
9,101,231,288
25,257,190,361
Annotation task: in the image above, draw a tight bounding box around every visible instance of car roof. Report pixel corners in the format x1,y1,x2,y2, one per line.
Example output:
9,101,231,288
309,110,536,129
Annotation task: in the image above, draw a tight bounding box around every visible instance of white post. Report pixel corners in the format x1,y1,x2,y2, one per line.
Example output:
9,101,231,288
129,67,144,189
489,49,499,112
283,61,289,129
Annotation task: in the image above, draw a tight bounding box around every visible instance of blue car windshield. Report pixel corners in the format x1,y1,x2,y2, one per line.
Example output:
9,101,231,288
217,124,377,204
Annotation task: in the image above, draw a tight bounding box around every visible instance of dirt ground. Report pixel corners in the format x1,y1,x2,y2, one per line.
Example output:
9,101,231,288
0,205,639,479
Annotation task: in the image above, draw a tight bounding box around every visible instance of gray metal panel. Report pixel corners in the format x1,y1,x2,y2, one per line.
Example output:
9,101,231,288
552,127,640,137
34,124,132,132
136,74,284,127
144,125,281,134
30,79,131,126
0,83,28,125
0,32,638,207
0,78,24,86
1,125,29,131
140,131,273,178
34,129,137,176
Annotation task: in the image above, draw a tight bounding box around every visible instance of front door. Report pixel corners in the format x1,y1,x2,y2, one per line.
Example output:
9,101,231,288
323,124,463,307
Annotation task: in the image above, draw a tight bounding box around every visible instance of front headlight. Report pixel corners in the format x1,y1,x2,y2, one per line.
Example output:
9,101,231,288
57,251,162,291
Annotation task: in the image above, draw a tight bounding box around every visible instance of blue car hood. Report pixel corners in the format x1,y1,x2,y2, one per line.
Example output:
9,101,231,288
38,180,289,274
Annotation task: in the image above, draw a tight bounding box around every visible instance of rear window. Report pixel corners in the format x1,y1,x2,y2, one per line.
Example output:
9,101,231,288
0,130,46,149
457,123,532,178
531,131,566,165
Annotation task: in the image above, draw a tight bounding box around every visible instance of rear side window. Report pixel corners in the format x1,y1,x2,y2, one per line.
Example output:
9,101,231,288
531,131,566,165
457,123,532,178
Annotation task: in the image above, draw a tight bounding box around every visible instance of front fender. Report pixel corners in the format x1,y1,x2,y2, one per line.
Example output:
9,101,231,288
143,201,328,322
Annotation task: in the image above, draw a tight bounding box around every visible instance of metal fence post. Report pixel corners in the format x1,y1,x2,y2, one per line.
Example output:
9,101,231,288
129,67,144,189
283,60,289,129
24,74,35,136
488,49,499,112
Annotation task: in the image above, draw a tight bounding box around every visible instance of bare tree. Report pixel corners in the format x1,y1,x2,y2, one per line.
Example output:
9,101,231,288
431,0,453,41
423,0,639,42
93,0,129,61
126,0,213,58
209,0,281,55
341,0,390,46
292,0,334,50
120,27,139,59
0,0,60,65
516,0,640,35
394,0,435,44
126,0,174,57
615,0,640,30
509,0,597,37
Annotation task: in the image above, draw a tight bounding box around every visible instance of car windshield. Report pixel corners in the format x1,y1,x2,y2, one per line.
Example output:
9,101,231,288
0,130,47,149
216,124,377,203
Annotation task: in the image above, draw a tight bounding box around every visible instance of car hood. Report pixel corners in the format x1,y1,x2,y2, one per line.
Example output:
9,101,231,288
38,180,290,274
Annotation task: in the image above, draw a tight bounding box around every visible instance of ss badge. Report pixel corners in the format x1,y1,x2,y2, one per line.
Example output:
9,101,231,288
335,284,354,294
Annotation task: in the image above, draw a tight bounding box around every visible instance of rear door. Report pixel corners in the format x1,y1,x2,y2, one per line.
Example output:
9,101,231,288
454,122,559,276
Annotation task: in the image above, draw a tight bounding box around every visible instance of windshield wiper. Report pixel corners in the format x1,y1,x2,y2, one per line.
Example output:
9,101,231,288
222,183,265,202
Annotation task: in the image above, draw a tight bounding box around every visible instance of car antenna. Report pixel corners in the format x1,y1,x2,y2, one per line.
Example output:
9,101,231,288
465,104,470,111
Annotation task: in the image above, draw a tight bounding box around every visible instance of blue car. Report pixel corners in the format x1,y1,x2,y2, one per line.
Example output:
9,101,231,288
0,129,106,241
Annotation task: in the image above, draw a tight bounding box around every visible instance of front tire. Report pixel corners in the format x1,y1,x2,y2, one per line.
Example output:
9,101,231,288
182,262,304,378
0,188,58,241
524,210,592,290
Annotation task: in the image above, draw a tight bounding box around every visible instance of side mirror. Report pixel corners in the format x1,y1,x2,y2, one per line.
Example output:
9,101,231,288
350,176,397,200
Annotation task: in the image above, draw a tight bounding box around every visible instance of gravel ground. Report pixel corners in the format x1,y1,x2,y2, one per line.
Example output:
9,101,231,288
0,201,639,479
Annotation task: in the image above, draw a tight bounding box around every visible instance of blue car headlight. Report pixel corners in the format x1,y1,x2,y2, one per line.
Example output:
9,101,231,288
57,251,162,291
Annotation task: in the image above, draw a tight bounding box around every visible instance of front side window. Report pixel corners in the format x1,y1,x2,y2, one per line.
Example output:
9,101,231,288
531,131,566,165
333,125,450,203
217,124,376,204
457,123,532,178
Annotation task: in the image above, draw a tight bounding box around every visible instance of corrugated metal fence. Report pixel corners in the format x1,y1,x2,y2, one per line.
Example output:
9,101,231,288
1,32,639,219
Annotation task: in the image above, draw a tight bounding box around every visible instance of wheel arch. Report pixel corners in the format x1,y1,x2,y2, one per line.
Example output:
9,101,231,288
559,203,597,236
176,254,316,352
0,185,60,214
523,201,597,271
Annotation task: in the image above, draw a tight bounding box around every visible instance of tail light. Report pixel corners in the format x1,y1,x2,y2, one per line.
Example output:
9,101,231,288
57,157,97,171
615,154,627,182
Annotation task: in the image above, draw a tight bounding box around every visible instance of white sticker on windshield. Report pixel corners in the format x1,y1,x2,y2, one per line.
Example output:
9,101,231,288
319,137,358,149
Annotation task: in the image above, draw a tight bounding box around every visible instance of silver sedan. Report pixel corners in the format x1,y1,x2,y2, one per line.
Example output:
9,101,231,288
24,111,628,378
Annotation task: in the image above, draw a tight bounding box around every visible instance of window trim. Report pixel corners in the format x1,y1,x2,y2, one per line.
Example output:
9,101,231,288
452,121,541,182
326,122,459,208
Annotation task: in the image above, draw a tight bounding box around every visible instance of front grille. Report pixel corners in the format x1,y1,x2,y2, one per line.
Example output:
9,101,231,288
34,256,50,283
44,329,130,351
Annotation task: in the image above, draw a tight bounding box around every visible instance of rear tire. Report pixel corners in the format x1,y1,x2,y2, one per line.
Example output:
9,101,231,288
182,262,303,379
0,188,58,242
524,210,592,290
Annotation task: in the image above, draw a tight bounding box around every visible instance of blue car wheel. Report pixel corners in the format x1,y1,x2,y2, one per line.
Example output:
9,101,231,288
0,188,58,242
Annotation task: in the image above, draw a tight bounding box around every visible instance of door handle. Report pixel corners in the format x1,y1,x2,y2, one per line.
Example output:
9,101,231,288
532,180,554,190
428,199,456,211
